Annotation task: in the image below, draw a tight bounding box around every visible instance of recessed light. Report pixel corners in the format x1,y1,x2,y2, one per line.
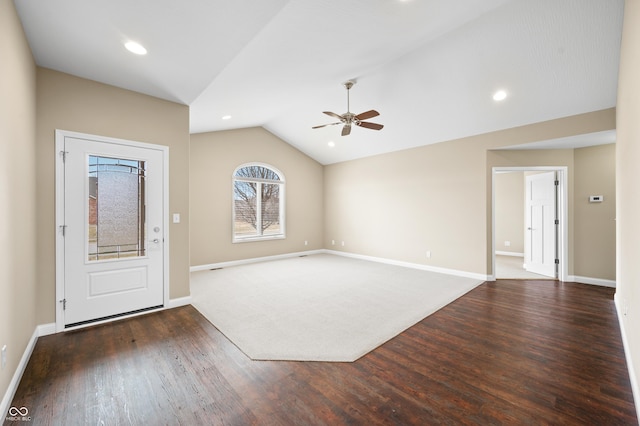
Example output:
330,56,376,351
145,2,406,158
125,41,147,55
328,141,335,148
222,115,232,120
493,90,507,101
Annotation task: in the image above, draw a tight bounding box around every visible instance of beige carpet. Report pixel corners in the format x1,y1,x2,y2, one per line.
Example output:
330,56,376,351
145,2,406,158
190,254,483,362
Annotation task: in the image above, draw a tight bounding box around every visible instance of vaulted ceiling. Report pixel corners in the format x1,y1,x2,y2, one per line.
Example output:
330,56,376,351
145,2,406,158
15,0,623,164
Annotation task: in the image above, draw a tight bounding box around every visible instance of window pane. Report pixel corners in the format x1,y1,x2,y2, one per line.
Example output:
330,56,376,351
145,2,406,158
234,180,258,237
88,156,145,261
262,183,281,235
235,165,281,181
232,164,284,241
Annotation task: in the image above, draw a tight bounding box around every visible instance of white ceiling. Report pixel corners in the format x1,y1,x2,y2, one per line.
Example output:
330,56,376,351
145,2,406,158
14,0,623,165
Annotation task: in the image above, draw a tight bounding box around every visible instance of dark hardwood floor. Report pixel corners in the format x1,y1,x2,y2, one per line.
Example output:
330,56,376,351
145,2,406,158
5,280,638,425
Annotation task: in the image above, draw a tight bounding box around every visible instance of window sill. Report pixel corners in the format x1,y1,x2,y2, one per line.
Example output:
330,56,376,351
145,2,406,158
233,235,286,244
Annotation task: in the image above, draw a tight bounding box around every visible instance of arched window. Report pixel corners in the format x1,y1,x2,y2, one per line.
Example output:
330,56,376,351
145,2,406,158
232,163,285,242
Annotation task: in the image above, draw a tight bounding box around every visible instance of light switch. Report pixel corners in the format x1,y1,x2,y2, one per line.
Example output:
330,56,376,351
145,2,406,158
173,213,180,223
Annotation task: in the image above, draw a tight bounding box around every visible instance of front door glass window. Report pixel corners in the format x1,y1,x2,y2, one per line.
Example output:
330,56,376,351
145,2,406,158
88,155,146,261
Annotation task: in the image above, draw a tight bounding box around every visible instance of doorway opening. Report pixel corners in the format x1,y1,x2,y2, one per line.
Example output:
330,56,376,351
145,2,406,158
491,167,568,281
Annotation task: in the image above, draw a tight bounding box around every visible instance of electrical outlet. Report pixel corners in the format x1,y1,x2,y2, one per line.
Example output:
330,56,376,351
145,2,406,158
304,240,308,246
331,240,335,245
1,345,6,369
504,241,511,247
426,251,431,259
341,241,345,246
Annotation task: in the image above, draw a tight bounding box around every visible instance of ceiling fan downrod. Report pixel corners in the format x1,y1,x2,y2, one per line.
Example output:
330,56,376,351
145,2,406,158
344,80,354,116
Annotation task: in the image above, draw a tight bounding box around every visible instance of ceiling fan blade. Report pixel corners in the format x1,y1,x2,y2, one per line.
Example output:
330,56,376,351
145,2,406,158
355,110,379,120
312,122,341,129
341,124,351,136
357,121,384,131
323,111,344,120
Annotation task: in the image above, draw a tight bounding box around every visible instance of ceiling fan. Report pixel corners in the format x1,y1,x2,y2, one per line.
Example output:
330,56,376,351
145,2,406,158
312,81,384,136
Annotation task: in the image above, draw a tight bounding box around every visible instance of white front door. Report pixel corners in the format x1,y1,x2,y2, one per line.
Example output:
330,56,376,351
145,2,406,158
525,171,557,278
57,132,166,327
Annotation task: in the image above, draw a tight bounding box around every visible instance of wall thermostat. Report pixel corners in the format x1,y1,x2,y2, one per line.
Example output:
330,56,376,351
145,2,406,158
589,195,603,203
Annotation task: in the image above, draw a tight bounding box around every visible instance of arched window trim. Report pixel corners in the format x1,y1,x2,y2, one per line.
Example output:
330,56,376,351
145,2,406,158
232,163,285,243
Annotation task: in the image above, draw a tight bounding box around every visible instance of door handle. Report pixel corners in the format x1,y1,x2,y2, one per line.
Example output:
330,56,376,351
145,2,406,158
150,238,160,243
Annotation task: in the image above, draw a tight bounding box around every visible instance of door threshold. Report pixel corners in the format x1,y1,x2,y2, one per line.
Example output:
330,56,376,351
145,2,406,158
65,305,164,330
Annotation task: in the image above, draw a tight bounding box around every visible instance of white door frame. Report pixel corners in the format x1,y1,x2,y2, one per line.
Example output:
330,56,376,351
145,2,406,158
491,166,568,281
55,129,170,332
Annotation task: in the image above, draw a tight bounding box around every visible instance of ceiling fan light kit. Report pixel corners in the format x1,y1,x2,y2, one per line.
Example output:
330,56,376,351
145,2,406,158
312,80,384,136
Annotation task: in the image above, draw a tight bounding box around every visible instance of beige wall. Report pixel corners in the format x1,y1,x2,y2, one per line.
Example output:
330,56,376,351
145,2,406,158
574,144,616,281
36,68,191,323
495,172,524,254
325,137,487,273
189,127,324,266
616,0,640,407
0,0,37,408
324,109,615,277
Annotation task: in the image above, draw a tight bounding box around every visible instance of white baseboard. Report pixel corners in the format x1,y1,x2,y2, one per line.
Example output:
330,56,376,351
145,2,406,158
37,323,56,337
0,326,40,420
325,250,489,281
614,292,640,419
167,296,192,309
190,250,620,288
191,249,490,281
190,249,325,272
495,251,524,257
568,275,616,288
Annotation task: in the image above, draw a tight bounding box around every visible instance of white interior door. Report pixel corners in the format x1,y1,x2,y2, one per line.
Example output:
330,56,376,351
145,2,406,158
525,171,557,278
60,134,165,327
